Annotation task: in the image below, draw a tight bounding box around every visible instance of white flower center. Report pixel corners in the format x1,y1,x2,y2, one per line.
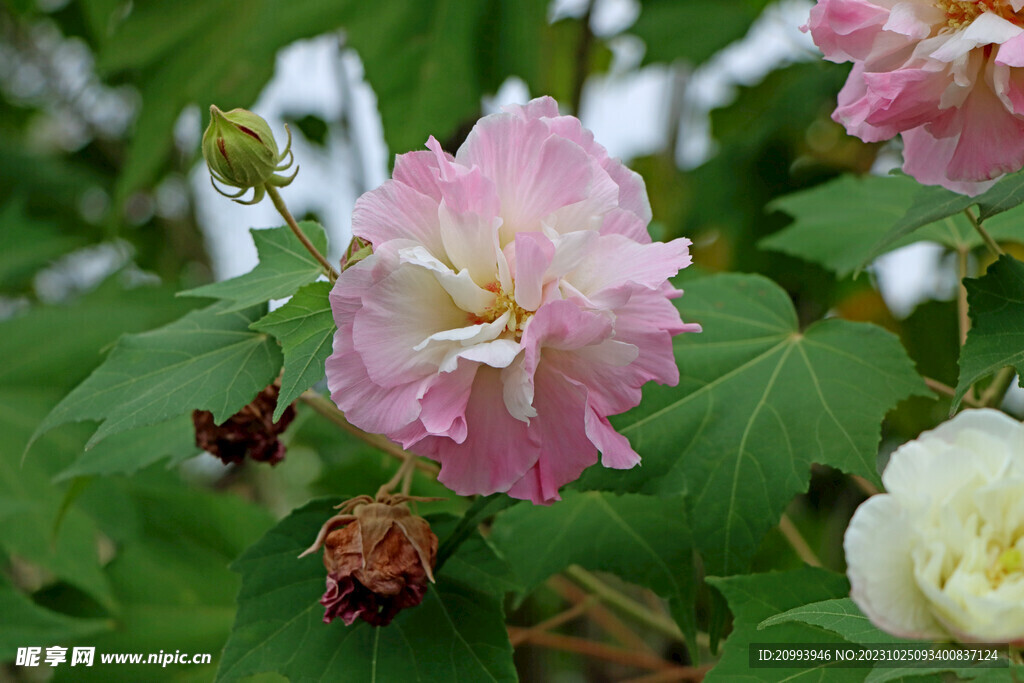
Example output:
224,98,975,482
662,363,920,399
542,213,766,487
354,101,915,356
469,281,532,340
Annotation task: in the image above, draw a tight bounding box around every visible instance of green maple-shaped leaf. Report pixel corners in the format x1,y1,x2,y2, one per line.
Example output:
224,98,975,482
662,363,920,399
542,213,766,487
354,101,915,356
180,223,328,311
954,255,1024,408
489,490,696,645
251,281,335,420
31,302,282,451
758,598,905,645
764,174,1024,277
216,500,516,683
860,183,978,266
579,273,928,576
1,282,197,608
706,568,857,682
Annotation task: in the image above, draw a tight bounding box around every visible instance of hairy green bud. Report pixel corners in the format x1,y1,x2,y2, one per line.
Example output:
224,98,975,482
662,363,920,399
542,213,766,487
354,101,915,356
202,105,297,204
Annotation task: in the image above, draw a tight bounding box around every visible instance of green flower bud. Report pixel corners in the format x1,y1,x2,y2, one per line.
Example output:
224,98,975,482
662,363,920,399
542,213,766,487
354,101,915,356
202,105,297,205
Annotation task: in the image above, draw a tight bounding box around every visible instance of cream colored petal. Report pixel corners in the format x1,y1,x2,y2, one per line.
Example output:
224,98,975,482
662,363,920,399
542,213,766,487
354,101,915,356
845,494,947,639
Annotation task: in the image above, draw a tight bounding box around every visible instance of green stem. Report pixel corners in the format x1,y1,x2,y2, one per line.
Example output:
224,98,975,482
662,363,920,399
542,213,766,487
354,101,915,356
377,454,418,499
923,376,984,408
434,494,519,571
957,246,970,347
564,565,685,643
964,208,1004,258
265,184,339,282
981,367,1017,408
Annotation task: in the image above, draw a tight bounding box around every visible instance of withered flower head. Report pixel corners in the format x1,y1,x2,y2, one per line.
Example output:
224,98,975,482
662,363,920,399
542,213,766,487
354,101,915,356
300,494,440,627
192,384,296,466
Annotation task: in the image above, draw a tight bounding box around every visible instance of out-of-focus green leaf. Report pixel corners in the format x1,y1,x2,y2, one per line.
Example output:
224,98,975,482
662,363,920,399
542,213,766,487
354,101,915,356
344,0,488,156
0,576,111,662
631,0,771,66
52,473,274,682
706,567,857,682
32,302,282,450
250,281,334,420
0,283,198,608
102,0,530,194
0,200,88,292
216,499,516,682
478,0,548,95
180,223,328,311
489,491,696,645
954,255,1024,408
579,274,928,576
53,415,198,481
287,114,329,146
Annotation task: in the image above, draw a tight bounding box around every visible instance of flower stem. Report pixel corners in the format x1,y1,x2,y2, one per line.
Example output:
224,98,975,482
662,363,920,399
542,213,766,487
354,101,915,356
508,599,597,646
779,513,822,567
564,565,685,643
850,475,879,497
963,208,1004,258
299,391,438,475
435,494,518,571
546,575,656,654
505,627,688,673
377,453,418,498
957,245,970,347
981,366,1017,408
265,184,339,282
923,376,984,408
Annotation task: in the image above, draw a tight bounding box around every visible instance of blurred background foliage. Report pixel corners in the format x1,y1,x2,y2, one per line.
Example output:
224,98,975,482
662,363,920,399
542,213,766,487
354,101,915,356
0,0,985,679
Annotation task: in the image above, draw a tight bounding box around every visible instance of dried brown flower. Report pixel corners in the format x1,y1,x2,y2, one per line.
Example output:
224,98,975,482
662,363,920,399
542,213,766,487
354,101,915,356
300,495,439,627
192,384,296,466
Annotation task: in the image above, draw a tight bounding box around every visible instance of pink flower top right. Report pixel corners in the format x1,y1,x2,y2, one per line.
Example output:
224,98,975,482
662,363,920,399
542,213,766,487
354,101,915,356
805,0,1024,195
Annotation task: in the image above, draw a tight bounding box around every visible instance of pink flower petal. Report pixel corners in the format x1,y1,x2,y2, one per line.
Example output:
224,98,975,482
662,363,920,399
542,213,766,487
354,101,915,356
352,180,445,256
585,408,641,469
352,261,470,386
457,113,595,243
805,0,892,62
513,232,555,311
566,234,693,299
506,368,597,503
417,366,540,496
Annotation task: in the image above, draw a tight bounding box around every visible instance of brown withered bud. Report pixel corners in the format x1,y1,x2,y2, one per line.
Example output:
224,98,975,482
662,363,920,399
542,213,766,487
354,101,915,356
299,494,439,627
192,384,296,466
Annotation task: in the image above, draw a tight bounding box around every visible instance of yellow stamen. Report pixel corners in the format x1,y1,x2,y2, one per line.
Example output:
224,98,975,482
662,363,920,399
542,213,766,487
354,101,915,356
470,282,533,340
936,0,1023,29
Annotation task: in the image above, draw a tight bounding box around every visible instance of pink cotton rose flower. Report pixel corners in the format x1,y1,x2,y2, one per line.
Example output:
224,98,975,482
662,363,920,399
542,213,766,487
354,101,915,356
326,96,699,504
805,0,1024,195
